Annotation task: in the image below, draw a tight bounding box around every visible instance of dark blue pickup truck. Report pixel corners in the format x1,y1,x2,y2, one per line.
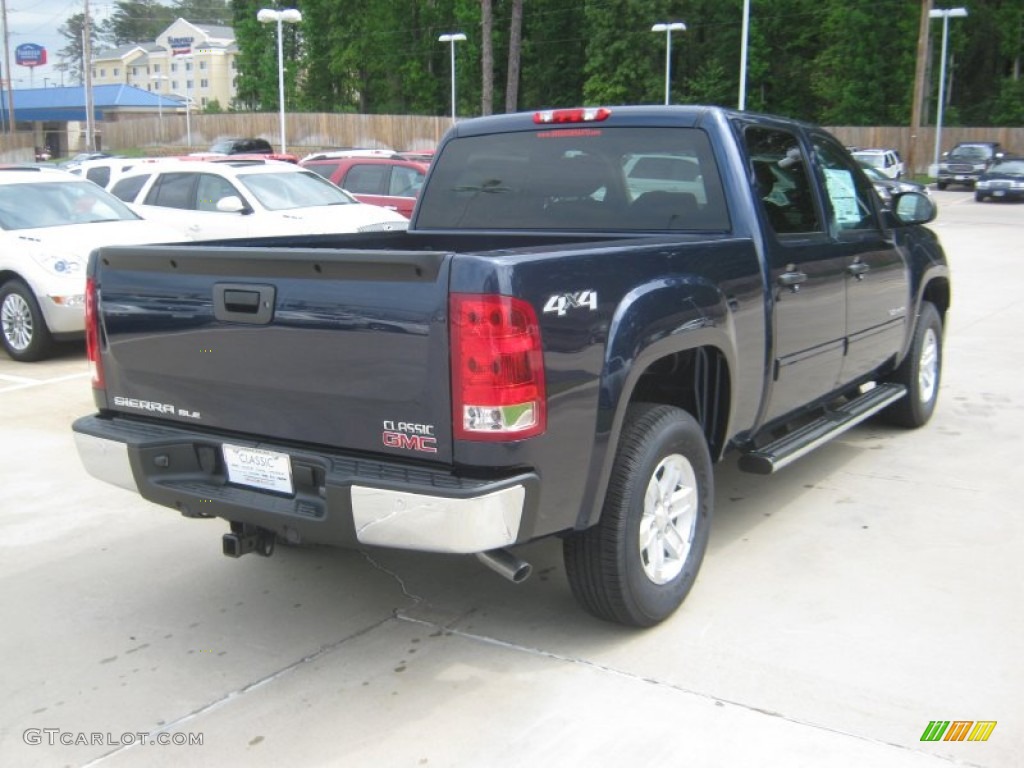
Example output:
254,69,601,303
73,106,950,627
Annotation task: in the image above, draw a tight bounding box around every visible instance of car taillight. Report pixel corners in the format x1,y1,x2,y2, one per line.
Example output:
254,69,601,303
85,277,104,389
533,107,611,124
450,294,546,440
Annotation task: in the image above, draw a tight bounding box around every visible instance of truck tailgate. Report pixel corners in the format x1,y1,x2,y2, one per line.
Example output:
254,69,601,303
93,245,454,463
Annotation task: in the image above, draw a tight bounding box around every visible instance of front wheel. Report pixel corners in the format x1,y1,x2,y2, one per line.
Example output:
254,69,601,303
563,405,713,627
1,280,54,362
881,302,943,428
936,181,948,191
974,191,986,202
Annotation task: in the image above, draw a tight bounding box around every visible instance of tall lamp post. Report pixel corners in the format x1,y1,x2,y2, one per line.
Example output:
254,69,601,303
651,22,686,105
258,8,302,154
929,7,968,173
438,32,466,125
152,74,168,139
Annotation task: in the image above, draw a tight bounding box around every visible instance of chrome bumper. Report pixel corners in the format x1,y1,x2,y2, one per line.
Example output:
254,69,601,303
72,420,530,554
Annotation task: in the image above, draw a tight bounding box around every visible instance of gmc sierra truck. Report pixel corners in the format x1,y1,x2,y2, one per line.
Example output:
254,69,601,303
72,106,950,627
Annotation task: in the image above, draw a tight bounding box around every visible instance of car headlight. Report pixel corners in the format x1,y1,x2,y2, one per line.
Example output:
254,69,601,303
1011,181,1024,190
32,253,85,276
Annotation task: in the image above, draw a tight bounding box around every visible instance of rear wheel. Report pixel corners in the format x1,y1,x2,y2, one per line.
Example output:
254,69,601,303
563,404,713,627
1,280,54,362
881,302,942,428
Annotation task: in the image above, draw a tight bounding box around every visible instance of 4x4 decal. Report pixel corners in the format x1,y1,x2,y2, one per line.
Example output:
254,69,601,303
543,290,598,316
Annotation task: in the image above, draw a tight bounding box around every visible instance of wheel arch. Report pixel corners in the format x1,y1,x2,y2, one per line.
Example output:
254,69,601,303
576,333,734,531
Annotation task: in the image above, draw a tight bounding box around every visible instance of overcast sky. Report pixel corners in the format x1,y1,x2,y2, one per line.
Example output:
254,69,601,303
4,0,117,87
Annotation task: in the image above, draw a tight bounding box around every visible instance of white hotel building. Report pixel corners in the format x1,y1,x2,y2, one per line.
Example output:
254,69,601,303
90,19,239,111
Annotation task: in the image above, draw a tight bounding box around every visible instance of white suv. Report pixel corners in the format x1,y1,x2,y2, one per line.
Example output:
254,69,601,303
108,158,409,241
851,148,904,179
0,166,185,361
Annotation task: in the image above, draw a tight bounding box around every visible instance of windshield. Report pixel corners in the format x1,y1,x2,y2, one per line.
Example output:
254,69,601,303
853,152,885,169
949,146,991,161
989,160,1024,175
239,170,359,211
0,180,141,230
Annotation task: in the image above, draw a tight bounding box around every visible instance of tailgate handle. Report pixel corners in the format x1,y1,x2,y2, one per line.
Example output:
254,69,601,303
214,284,275,324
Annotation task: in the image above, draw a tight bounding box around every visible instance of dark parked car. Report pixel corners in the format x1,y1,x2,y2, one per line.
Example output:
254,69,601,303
936,142,1004,190
974,157,1024,202
860,165,930,209
208,137,274,155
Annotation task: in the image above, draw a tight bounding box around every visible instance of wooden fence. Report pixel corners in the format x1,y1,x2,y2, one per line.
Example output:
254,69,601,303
2,112,1021,174
100,112,448,156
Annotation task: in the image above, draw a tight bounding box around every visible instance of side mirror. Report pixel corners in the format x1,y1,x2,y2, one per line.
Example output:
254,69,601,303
216,195,248,214
891,191,937,225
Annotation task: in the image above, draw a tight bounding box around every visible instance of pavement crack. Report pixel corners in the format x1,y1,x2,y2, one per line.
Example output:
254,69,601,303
360,549,425,605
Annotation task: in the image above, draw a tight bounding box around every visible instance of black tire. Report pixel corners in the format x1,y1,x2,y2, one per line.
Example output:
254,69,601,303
974,192,986,202
881,302,942,428
563,404,713,627
0,280,54,362
936,181,947,191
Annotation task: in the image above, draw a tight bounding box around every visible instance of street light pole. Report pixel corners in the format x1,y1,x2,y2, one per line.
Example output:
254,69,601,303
651,22,686,106
929,7,968,173
258,8,302,154
438,33,466,125
738,0,750,110
152,74,167,140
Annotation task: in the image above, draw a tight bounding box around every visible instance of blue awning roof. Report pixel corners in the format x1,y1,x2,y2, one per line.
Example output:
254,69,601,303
0,84,180,122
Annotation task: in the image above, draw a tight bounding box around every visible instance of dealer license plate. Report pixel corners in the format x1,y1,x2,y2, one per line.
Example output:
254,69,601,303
223,444,293,494
993,190,1006,197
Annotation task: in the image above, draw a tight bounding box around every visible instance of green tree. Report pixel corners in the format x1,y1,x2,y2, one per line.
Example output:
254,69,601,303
100,1,176,46
58,13,102,84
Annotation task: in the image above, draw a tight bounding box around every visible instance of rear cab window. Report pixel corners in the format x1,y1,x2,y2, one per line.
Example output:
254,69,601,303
415,127,730,232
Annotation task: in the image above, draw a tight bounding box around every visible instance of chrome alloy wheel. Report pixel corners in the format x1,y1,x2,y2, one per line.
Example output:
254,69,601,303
1,291,33,352
639,453,698,585
918,327,939,404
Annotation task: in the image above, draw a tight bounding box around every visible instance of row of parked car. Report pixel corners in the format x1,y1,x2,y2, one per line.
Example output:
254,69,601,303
1,145,435,362
850,142,1023,203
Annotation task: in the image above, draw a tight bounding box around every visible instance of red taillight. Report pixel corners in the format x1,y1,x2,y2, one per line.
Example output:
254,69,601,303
450,294,546,441
533,107,611,124
85,277,104,389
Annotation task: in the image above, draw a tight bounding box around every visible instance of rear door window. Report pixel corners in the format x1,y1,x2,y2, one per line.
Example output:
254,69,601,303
110,174,149,203
343,164,389,195
145,173,197,210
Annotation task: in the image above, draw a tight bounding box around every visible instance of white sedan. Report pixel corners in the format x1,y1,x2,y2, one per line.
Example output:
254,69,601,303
0,166,185,362
108,158,409,241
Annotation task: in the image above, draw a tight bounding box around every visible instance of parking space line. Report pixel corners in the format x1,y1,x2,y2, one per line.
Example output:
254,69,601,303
0,371,90,393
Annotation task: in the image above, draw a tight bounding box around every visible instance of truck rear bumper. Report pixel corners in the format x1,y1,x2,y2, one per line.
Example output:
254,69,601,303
72,415,537,554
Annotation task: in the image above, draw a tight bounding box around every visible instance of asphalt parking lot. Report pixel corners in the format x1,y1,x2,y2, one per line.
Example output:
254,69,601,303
1,190,1020,768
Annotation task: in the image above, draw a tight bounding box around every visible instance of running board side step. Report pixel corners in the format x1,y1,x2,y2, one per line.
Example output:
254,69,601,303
738,383,907,475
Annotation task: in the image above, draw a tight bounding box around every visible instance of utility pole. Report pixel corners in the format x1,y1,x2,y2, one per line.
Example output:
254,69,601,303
1,0,15,134
908,0,933,177
83,0,95,151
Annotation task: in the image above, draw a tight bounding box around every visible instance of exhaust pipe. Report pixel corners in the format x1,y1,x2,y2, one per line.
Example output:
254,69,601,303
476,548,532,584
222,523,275,558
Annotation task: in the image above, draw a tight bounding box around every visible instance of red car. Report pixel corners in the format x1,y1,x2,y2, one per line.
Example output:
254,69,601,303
299,155,429,218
